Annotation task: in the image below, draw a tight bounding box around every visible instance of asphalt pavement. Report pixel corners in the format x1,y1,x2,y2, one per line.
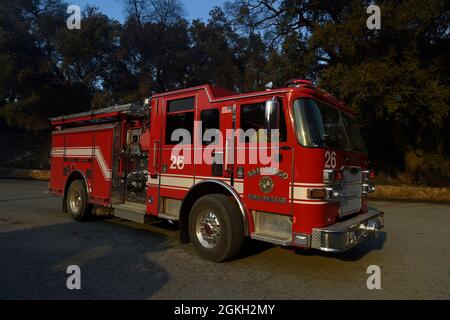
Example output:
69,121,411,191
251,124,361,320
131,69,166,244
0,179,448,299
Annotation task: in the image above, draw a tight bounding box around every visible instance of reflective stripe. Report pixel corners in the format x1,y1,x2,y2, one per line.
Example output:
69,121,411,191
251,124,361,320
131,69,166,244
160,176,194,189
160,185,189,191
293,200,338,205
51,147,112,181
234,182,244,193
149,173,245,194
292,186,309,201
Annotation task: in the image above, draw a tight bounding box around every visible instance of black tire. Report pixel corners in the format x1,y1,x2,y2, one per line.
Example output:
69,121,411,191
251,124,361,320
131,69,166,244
189,194,244,262
66,180,92,221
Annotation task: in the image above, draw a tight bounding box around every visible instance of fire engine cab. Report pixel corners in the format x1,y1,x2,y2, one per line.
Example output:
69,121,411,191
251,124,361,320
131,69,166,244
49,79,384,262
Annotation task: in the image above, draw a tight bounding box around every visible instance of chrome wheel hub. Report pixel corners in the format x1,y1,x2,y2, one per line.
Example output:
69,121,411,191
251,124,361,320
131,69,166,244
69,189,82,214
196,210,221,249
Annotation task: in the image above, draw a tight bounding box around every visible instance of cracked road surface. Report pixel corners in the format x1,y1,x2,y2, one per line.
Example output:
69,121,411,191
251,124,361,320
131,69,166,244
0,179,449,299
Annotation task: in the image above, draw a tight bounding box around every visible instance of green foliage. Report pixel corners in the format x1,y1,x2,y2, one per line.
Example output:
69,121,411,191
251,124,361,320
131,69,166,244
0,0,448,185
226,0,449,186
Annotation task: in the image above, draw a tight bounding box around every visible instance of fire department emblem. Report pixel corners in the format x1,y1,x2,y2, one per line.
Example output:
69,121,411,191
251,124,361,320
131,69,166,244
259,176,274,194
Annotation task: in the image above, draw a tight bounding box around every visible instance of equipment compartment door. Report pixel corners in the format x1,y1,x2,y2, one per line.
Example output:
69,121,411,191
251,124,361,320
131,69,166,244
91,127,114,202
49,133,64,193
147,98,162,216
111,123,125,205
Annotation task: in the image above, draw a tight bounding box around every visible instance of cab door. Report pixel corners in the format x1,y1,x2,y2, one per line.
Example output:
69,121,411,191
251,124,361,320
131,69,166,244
157,94,197,219
236,97,293,215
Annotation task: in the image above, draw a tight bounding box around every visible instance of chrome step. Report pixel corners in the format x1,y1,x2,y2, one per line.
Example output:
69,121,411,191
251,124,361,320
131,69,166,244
113,202,150,224
252,211,292,246
251,233,292,246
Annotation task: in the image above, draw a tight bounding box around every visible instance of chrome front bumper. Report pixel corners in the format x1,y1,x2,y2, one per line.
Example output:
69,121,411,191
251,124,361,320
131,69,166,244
311,209,384,252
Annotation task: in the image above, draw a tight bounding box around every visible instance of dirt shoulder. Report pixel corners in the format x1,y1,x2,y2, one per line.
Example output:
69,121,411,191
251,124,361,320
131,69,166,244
369,184,450,203
0,168,50,181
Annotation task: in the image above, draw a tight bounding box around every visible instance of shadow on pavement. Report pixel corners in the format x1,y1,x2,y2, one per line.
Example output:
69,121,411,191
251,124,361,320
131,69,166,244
237,238,275,260
0,219,175,299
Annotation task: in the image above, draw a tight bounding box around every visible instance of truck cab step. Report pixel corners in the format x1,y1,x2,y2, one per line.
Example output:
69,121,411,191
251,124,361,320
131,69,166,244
113,202,151,224
251,232,292,246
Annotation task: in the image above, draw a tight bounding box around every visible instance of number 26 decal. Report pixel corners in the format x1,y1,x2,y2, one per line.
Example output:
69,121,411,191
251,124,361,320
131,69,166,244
325,151,337,168
170,156,185,170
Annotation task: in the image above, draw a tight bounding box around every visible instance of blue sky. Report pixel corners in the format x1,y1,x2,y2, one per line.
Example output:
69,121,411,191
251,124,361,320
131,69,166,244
72,0,226,22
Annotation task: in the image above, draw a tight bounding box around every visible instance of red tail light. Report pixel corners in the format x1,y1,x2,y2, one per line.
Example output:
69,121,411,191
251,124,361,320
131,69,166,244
362,170,375,181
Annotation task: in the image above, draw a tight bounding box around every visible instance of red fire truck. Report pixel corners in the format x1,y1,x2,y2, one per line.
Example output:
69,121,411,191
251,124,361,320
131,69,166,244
49,79,383,262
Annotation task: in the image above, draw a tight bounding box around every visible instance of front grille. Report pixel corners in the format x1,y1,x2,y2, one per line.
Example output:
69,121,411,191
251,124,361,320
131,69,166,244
342,182,363,198
340,167,363,216
343,167,362,182
340,196,362,216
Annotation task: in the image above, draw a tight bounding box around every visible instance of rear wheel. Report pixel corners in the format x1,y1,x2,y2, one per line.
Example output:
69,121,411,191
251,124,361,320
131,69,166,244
66,180,91,221
189,194,244,262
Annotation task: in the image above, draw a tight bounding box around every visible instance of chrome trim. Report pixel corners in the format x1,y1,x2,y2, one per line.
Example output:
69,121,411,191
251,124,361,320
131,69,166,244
361,170,370,181
307,187,342,200
196,210,221,249
293,233,310,247
362,182,376,194
323,169,335,183
339,205,362,217
251,233,291,246
311,209,384,252
184,180,249,236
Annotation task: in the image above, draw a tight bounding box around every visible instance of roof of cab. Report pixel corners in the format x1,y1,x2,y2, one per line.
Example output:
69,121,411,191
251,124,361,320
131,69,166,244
151,80,354,115
50,80,355,126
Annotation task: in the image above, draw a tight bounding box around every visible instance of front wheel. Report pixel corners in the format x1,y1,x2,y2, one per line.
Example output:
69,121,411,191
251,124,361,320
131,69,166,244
66,180,91,221
189,194,244,262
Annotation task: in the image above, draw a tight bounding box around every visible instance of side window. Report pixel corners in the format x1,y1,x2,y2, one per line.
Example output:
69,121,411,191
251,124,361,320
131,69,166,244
239,101,287,143
200,109,220,145
167,97,194,112
165,97,194,145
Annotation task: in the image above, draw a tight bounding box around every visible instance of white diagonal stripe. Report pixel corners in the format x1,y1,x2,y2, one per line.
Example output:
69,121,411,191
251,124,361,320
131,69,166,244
51,147,111,181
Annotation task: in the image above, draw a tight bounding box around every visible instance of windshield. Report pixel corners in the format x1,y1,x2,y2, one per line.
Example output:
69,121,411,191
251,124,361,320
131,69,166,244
293,98,366,152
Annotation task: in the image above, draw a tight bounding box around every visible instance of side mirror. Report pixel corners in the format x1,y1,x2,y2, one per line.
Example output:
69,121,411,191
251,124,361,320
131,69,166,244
265,98,280,131
144,99,151,121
